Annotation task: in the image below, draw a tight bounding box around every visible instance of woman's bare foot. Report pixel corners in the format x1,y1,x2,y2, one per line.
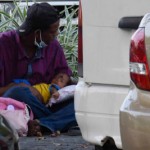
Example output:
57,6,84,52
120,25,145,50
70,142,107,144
50,131,60,137
27,120,42,137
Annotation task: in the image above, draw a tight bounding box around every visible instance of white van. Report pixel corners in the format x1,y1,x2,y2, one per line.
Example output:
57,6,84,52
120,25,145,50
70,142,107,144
74,0,150,149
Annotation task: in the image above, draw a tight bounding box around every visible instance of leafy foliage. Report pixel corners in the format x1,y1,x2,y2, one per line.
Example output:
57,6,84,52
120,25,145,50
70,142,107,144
58,6,78,79
0,0,28,32
0,1,78,79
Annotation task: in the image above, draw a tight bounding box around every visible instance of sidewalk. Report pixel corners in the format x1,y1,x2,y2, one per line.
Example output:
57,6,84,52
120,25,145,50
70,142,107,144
19,135,95,150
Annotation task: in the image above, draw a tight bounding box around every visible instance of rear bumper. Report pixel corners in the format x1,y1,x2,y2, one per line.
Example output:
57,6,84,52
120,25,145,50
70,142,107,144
75,78,129,148
120,81,150,150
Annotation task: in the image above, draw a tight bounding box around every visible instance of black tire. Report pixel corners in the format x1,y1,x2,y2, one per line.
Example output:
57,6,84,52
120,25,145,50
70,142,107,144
14,143,19,150
95,137,123,150
95,145,103,150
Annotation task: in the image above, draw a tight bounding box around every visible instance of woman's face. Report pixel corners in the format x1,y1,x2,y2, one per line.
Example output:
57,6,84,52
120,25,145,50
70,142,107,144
41,20,60,44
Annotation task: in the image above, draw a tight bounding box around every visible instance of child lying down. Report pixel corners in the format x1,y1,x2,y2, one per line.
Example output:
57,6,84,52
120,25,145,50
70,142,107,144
47,85,76,107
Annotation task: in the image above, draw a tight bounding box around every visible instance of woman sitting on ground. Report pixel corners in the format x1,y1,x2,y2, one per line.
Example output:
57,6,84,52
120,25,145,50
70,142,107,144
0,2,77,136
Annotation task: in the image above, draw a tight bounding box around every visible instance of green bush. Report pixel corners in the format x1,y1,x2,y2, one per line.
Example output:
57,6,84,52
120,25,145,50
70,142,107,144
0,0,78,79
58,6,78,80
0,1,28,31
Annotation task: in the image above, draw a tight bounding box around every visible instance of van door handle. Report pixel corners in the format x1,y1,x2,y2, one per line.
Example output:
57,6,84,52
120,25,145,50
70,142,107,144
118,16,143,29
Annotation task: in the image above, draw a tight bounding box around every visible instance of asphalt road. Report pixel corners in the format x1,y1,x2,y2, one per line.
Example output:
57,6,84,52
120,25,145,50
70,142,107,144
19,134,95,150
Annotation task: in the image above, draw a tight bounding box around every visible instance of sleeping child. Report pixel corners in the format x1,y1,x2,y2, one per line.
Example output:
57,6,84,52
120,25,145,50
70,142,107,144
13,73,76,106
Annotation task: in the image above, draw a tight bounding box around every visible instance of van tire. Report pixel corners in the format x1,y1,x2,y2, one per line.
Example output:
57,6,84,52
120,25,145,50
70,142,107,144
95,145,103,150
95,137,122,150
95,145,122,150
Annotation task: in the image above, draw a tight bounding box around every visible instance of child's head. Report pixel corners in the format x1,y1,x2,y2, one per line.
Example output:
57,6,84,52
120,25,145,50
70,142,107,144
52,73,70,88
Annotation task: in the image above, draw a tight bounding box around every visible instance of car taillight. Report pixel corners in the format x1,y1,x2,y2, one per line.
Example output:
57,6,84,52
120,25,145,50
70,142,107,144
130,28,150,90
78,0,83,64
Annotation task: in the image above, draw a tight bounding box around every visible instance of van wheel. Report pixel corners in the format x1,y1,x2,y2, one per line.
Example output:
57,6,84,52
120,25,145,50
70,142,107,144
95,145,122,150
95,145,103,150
95,137,122,150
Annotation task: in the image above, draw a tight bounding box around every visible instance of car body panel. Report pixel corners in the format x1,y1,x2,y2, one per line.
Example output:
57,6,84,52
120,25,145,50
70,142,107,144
120,13,150,150
120,81,150,150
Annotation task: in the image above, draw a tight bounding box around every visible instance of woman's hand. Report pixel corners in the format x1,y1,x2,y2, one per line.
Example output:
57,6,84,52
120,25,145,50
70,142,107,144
0,82,18,96
28,86,44,103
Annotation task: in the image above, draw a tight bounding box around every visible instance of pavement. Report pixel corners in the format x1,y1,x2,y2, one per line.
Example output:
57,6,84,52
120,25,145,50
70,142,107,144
18,134,95,150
